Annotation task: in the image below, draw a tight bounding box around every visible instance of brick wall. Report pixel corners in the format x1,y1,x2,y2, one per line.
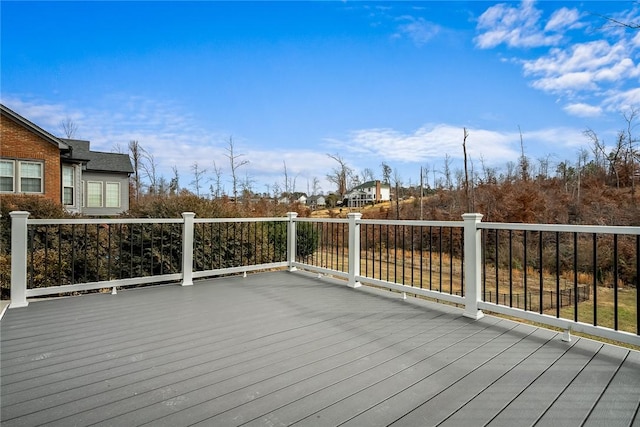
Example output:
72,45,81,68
0,114,62,203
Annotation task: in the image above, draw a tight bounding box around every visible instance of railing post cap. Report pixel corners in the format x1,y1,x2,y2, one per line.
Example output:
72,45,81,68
181,212,196,218
347,212,362,219
462,213,483,222
9,211,30,218
287,212,298,219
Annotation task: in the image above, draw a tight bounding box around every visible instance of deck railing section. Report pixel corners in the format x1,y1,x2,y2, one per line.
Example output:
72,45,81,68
7,211,639,346
478,222,639,344
192,216,289,279
291,217,350,279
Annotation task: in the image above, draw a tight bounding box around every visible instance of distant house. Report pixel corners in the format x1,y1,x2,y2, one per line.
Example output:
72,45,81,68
307,195,326,209
62,139,134,215
344,180,390,208
0,103,133,215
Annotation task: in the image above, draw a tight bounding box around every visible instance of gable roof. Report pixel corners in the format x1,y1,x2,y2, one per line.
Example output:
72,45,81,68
1,103,69,151
63,139,134,174
351,180,391,191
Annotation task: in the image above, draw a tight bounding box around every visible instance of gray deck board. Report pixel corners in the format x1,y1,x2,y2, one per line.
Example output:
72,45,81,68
1,270,639,426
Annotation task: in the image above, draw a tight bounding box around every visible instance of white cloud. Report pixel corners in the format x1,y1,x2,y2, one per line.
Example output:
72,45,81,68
327,124,520,164
475,2,640,116
545,7,583,33
602,87,640,112
522,38,639,99
563,103,603,118
475,0,564,49
393,16,441,46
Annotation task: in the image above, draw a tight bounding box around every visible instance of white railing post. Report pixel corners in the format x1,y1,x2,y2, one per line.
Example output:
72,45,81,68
287,212,298,272
181,212,195,286
462,213,484,319
10,211,30,308
348,212,362,288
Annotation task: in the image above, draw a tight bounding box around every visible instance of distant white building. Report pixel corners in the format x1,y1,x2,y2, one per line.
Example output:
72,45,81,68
307,195,326,209
344,180,390,208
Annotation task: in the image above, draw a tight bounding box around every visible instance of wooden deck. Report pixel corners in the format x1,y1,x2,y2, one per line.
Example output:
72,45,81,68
1,270,639,427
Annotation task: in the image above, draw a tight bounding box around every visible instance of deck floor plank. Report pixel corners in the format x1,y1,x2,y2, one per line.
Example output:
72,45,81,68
1,270,638,427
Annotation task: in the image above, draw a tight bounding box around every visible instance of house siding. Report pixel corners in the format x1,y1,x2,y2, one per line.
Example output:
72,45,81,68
0,115,62,203
81,171,130,216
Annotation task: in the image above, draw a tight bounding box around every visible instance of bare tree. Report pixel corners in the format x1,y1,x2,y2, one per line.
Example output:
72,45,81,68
128,140,143,202
381,162,392,184
210,160,223,198
443,154,453,189
623,107,638,195
224,136,249,203
518,125,530,181
576,148,590,203
360,167,376,183
326,153,352,197
170,165,179,195
241,172,255,200
392,168,403,219
140,151,159,194
190,161,208,197
462,127,471,212
595,11,640,30
60,117,78,139
537,155,551,180
311,176,321,196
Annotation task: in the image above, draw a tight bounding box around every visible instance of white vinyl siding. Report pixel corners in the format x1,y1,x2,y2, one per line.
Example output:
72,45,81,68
105,182,120,207
86,181,103,207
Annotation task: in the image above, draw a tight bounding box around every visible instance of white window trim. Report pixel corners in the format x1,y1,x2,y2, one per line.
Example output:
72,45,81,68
62,166,75,206
105,182,121,208
0,159,15,193
0,159,43,194
86,181,103,208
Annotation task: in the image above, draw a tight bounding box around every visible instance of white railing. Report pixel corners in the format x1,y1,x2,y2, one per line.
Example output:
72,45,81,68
7,211,639,346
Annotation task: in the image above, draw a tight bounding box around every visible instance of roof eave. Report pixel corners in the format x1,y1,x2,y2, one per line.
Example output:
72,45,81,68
1,104,68,150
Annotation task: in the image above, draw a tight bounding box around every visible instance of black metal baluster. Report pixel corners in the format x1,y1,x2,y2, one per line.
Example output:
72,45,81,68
429,226,433,290
57,225,62,285
394,224,398,284
495,229,499,305
29,227,35,288
44,225,49,286
613,234,619,330
573,232,578,322
411,225,414,287
108,224,112,279
636,235,639,335
159,223,164,275
555,231,560,318
96,224,101,281
71,224,76,284
509,229,513,307
593,233,598,326
482,229,486,301
419,226,423,289
539,231,543,314
449,227,453,294
523,230,528,311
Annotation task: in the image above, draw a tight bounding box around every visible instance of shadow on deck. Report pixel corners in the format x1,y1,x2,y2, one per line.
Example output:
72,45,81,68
1,271,639,426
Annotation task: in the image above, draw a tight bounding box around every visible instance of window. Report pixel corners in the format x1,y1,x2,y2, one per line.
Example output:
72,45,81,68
62,166,74,205
20,162,43,193
0,160,14,192
0,160,43,193
105,182,120,207
86,181,103,207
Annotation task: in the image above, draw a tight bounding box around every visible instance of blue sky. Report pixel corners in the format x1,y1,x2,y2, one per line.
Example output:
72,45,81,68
2,1,639,196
